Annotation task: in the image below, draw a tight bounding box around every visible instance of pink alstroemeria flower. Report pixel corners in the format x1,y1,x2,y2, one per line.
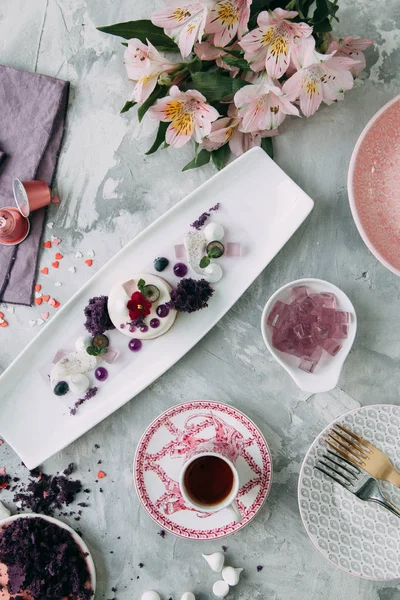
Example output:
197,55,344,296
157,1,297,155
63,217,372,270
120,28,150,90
234,74,299,132
148,86,219,147
239,8,312,78
205,0,252,48
282,37,357,117
194,40,239,75
152,0,215,58
327,35,373,77
202,108,277,156
124,38,179,103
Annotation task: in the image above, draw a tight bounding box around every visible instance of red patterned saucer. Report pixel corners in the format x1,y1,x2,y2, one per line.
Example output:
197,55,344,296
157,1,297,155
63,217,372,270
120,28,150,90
133,401,272,539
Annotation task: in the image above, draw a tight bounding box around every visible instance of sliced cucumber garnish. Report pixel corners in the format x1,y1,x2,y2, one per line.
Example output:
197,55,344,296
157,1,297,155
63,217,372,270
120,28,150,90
143,284,160,303
206,241,225,259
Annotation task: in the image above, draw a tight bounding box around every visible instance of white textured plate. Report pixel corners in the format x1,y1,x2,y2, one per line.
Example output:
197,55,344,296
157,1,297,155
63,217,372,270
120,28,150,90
261,278,357,393
134,400,272,539
0,148,313,469
298,404,400,580
0,512,96,593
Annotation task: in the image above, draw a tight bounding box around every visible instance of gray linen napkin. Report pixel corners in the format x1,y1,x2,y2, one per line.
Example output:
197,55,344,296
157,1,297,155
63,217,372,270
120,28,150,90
0,65,69,305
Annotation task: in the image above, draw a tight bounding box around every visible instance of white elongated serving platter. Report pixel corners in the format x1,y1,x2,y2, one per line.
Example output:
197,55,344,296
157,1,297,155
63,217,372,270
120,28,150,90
0,148,313,468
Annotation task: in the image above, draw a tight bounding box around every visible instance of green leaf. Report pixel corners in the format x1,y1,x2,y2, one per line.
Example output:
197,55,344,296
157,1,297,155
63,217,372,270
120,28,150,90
208,247,222,259
211,144,231,171
86,346,100,356
138,85,168,122
219,48,243,59
200,256,211,269
97,20,179,52
145,122,169,155
311,0,339,24
182,149,211,172
137,278,146,294
222,56,252,71
261,137,274,160
99,347,108,355
312,18,333,32
120,100,136,114
190,72,250,103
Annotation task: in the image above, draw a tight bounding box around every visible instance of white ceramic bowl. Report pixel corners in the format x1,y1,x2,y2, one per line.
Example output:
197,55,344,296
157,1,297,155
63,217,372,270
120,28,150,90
261,278,357,393
0,512,96,594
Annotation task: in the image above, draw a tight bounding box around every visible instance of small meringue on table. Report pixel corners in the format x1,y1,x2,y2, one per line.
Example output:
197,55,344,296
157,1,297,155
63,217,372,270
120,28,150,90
141,592,161,600
213,580,230,598
202,551,225,572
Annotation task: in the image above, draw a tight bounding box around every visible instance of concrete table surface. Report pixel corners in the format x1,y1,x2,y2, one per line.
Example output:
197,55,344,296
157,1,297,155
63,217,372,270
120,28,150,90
0,1,399,599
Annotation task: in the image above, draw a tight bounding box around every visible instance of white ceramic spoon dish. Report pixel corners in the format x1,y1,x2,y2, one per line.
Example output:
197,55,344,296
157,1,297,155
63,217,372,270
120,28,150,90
0,511,96,595
261,278,357,393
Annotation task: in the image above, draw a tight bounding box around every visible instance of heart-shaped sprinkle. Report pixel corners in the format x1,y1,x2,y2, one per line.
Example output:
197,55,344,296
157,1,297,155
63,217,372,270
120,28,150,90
53,300,60,308
43,241,51,249
85,260,93,267
0,319,8,328
52,237,62,246
55,253,63,260
54,282,62,287
87,249,95,258
0,312,4,319
51,195,60,204
43,295,50,302
40,267,49,275
75,251,83,259
52,261,59,269
41,312,49,320
34,284,41,292
47,222,54,229
97,471,106,479
49,298,56,306
36,318,44,326
29,320,37,327
68,266,76,274
35,298,43,305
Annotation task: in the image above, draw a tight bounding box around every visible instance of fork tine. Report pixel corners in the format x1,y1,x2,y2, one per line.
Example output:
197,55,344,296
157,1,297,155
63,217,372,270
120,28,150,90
335,423,374,450
325,439,366,467
324,451,360,478
332,425,371,457
315,464,350,487
318,457,355,484
326,449,361,473
328,431,368,459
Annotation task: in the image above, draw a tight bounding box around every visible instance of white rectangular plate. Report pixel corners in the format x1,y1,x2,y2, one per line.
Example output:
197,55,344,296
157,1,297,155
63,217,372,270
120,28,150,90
0,148,313,468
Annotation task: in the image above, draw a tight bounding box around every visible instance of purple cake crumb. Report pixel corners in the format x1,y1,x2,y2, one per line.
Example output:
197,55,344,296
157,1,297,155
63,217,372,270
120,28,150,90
13,464,82,516
257,565,264,572
70,387,98,416
222,545,228,552
158,529,166,538
0,516,93,599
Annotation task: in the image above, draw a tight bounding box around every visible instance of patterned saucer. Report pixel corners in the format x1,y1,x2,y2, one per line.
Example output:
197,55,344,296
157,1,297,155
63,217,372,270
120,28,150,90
134,401,272,539
298,404,400,580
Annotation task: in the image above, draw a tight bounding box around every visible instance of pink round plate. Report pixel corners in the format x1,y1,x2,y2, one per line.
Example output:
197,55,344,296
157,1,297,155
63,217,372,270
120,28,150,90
348,95,400,275
133,401,272,539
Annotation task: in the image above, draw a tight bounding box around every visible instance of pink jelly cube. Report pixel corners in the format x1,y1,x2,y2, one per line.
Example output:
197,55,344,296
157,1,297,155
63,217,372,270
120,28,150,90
267,301,289,328
318,307,336,325
312,322,332,341
299,346,322,373
122,279,137,296
293,323,312,340
297,297,316,322
330,324,348,339
323,338,342,356
334,310,350,324
103,347,119,364
292,286,308,302
226,242,242,257
174,244,185,259
319,292,336,308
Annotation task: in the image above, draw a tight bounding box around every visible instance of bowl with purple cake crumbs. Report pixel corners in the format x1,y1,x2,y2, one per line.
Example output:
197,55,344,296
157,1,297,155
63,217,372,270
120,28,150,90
0,514,95,600
261,278,357,393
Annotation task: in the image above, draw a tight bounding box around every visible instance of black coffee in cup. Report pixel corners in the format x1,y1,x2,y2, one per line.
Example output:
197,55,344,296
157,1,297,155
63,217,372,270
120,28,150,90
183,455,234,506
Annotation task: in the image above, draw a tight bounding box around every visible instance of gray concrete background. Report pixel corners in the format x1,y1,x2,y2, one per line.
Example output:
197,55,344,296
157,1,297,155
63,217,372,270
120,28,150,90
0,0,399,599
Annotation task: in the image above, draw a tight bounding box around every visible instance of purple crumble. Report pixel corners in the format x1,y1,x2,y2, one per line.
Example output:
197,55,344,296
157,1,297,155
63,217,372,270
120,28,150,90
190,203,220,230
70,387,98,416
83,296,115,336
0,516,93,599
167,278,214,313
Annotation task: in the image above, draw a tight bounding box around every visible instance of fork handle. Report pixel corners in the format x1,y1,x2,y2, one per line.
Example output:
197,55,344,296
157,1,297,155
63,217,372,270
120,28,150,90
367,493,400,518
385,470,400,489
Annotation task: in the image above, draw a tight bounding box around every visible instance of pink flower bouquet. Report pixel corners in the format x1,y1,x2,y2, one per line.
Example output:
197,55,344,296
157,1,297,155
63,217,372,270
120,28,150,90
98,1,372,171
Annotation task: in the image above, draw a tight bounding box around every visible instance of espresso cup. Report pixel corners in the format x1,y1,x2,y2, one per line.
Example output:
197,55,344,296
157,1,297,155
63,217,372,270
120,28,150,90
179,450,242,522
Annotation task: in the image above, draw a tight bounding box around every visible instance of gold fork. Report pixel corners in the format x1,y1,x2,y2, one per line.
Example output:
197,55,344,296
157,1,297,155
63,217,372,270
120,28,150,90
326,423,400,488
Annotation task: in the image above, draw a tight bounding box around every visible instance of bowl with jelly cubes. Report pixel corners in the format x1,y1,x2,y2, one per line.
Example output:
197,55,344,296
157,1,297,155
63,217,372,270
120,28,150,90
261,278,357,393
